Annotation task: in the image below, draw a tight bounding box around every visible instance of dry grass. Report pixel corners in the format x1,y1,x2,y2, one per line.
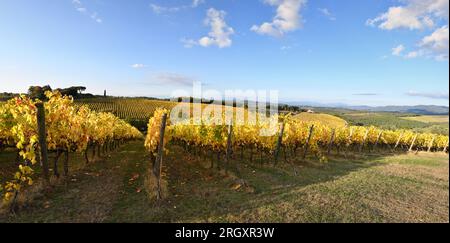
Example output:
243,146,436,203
402,115,449,123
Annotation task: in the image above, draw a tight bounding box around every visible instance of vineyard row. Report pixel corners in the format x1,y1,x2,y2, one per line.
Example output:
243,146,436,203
145,109,449,198
0,92,142,206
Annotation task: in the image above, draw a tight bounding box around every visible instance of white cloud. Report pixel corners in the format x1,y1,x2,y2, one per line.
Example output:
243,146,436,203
367,6,432,30
131,64,147,69
192,0,205,8
367,0,448,30
181,38,198,48
251,0,307,37
369,0,449,61
392,26,449,60
420,25,449,60
405,51,421,59
150,4,182,14
392,44,405,56
152,72,195,86
318,8,336,21
353,93,379,96
90,12,102,23
76,7,86,13
406,91,449,99
72,0,102,23
182,8,234,48
150,0,205,15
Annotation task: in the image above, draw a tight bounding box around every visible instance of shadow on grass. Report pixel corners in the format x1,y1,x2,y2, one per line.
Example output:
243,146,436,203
132,146,407,223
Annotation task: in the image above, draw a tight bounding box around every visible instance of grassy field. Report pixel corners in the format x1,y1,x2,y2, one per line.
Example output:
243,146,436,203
294,113,347,128
337,112,430,129
1,140,448,223
402,115,449,123
318,109,449,135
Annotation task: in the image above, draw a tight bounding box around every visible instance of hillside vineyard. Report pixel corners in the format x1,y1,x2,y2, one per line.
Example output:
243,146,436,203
146,108,449,163
0,94,448,205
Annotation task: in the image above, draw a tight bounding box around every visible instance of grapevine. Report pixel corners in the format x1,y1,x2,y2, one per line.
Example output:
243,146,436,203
0,91,142,204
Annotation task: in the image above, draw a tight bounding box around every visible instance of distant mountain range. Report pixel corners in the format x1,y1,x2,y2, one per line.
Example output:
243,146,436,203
344,105,449,115
287,102,449,115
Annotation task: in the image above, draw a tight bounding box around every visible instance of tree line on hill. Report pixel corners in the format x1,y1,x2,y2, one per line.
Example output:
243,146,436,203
3,85,305,113
174,96,305,113
27,85,97,100
1,86,100,101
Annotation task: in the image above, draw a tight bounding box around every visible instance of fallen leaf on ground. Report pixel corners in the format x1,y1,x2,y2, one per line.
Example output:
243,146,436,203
129,174,140,181
43,201,51,209
231,184,242,191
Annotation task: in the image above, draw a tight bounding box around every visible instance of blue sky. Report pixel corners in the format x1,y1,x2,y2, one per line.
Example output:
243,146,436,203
0,0,448,106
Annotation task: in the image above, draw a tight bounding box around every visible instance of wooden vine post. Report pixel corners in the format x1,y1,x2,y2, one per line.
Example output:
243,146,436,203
393,132,404,151
347,127,354,148
53,150,62,177
63,151,69,176
36,103,50,183
274,122,285,165
443,140,449,153
225,122,233,175
84,145,90,164
359,129,369,153
302,125,315,160
408,134,418,152
374,131,383,150
327,129,336,156
154,113,168,200
427,136,436,153
344,127,353,158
